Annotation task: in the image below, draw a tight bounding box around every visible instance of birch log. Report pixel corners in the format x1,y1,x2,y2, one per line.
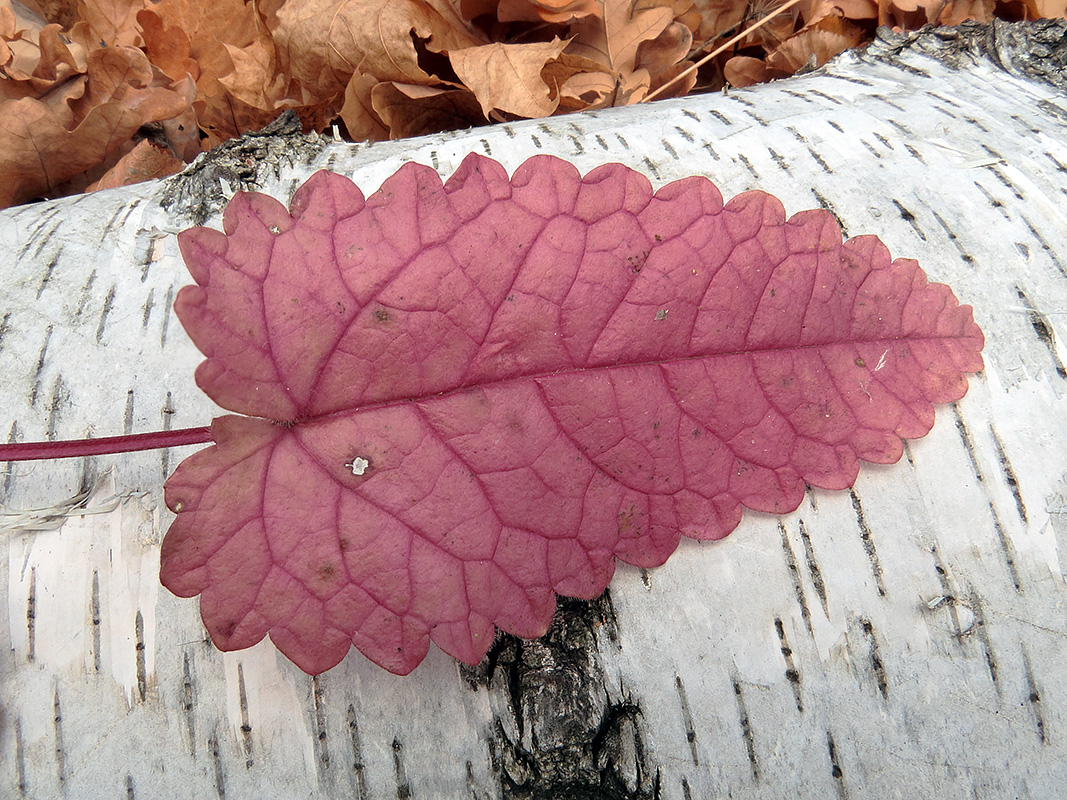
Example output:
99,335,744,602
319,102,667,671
3,20,1067,800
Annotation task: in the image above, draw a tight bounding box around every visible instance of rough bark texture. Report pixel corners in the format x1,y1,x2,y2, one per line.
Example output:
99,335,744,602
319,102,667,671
3,22,1067,800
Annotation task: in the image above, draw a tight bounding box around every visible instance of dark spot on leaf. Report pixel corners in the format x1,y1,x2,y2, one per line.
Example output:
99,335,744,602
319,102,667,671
855,357,866,367
319,563,336,581
339,537,350,551
375,308,390,323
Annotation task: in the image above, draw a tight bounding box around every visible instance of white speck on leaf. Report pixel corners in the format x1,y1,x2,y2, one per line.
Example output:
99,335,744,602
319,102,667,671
346,456,370,476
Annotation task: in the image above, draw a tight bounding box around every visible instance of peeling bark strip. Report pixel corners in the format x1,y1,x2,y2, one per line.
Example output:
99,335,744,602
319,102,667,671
467,594,659,799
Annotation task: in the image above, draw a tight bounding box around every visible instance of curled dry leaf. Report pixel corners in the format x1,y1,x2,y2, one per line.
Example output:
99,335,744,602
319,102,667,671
450,38,569,118
163,155,983,675
86,138,184,191
371,81,487,138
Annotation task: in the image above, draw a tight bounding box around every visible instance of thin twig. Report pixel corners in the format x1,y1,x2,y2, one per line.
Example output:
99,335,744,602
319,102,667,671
643,0,807,104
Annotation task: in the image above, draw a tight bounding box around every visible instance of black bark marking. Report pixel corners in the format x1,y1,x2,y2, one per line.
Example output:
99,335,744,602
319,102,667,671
737,154,759,180
932,104,958,120
1016,288,1067,379
928,547,966,645
985,164,1024,200
682,109,699,121
707,110,731,126
35,249,62,300
728,93,755,108
393,739,412,799
809,89,843,106
973,181,1011,220
926,90,962,108
767,147,791,174
182,652,197,757
639,568,652,590
238,663,253,768
732,679,759,782
1022,649,1047,745
966,588,999,692
615,133,630,150
988,425,1028,523
674,675,699,766
15,717,28,798
126,774,136,799
827,731,847,799
952,405,1022,592
160,284,175,348
780,521,814,636
872,95,905,112
123,390,135,435
530,134,542,149
860,618,889,700
27,567,36,662
141,288,155,329
885,119,911,136
849,490,887,597
430,150,440,171
90,570,102,671
569,135,584,155
347,705,369,799
313,675,331,770
929,209,976,266
471,594,657,798
99,205,125,242
53,687,67,785
774,617,803,712
30,325,53,407
661,140,678,160
681,777,693,800
673,126,694,143
480,138,492,156
902,439,914,466
1020,216,1067,279
504,125,516,138
135,610,147,702
809,189,847,236
642,157,661,181
1045,151,1067,173
861,139,881,158
828,74,873,87
209,728,227,799
903,143,925,163
798,520,829,620
46,375,66,441
806,147,833,174
595,135,609,150
95,284,117,343
872,132,894,149
701,141,720,161
75,270,97,317
892,199,926,240
743,110,768,126
827,120,844,132
0,311,10,355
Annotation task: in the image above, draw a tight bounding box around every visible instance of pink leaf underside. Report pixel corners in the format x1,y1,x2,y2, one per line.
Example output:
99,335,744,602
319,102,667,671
161,153,984,676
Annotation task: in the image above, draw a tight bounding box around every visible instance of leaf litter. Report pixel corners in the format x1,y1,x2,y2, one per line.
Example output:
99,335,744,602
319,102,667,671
3,0,1064,207
161,155,984,674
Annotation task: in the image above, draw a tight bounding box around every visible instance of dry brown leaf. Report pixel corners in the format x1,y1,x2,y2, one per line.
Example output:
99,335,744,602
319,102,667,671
938,0,994,22
449,37,568,118
72,0,144,46
765,13,864,73
371,81,486,138
497,0,601,21
1019,0,1067,15
339,72,390,141
273,0,485,100
655,0,747,45
567,1,673,77
723,53,780,85
0,69,187,206
635,18,693,93
86,137,184,191
804,0,878,22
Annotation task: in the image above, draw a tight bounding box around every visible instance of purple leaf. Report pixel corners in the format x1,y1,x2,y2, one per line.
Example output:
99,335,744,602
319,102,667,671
161,154,984,674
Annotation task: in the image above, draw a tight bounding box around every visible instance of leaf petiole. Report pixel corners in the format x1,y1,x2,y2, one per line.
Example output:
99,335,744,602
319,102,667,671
0,427,213,462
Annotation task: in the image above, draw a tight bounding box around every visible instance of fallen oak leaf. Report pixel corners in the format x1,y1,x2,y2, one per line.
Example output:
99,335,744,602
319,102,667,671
449,37,569,118
162,154,983,675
